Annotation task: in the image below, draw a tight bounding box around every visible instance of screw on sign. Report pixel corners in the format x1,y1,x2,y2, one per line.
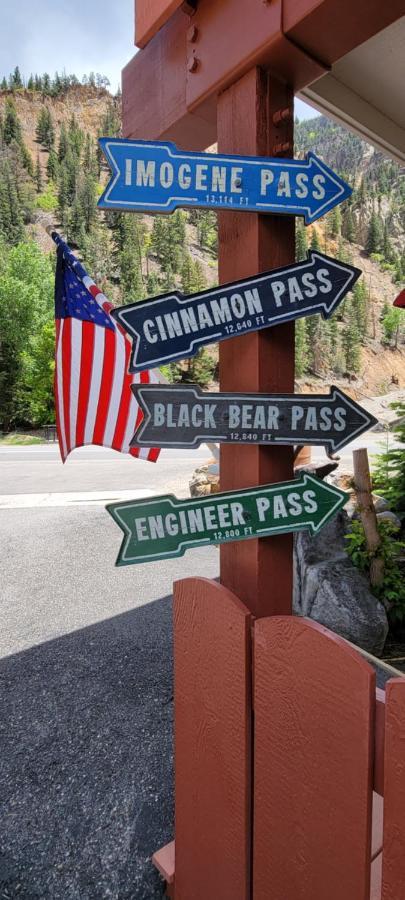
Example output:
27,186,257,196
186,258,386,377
106,475,348,566
129,384,377,453
110,251,360,372
97,139,352,223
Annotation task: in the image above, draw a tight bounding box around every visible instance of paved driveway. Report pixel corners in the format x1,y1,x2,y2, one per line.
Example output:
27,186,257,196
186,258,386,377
0,446,217,898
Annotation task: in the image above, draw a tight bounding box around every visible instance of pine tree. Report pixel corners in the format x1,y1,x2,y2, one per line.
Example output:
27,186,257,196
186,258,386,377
0,162,25,244
120,244,144,302
295,222,308,261
351,278,368,334
328,315,343,373
58,123,68,162
0,76,7,91
342,310,361,374
342,206,356,243
11,66,23,89
19,142,33,177
46,149,58,180
57,165,70,226
27,74,34,91
310,227,321,252
373,401,405,515
83,134,96,175
3,98,22,145
35,155,43,193
146,272,160,297
36,108,47,144
77,175,97,232
329,205,342,238
295,319,308,377
43,108,54,149
366,212,383,256
383,221,393,263
181,254,195,294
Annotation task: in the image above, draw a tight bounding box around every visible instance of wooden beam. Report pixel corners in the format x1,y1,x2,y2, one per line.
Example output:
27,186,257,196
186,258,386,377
217,68,295,618
136,0,184,49
122,9,217,150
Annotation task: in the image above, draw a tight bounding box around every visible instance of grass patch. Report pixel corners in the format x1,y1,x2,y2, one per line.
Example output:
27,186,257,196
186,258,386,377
0,432,44,445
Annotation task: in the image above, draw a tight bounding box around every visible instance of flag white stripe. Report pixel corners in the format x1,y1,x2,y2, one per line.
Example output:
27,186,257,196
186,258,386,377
121,372,141,452
103,327,126,447
56,321,67,460
69,318,82,448
84,327,105,445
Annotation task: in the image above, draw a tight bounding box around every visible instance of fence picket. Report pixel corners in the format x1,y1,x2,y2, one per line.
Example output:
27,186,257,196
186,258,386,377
173,577,252,900
381,679,405,899
253,616,375,900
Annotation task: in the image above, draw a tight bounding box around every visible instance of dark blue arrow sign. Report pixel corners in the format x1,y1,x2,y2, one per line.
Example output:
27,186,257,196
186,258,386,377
111,251,361,373
98,139,352,224
130,384,377,453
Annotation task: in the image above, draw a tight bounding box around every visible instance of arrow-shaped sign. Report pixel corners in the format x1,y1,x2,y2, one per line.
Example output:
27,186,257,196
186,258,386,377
106,474,348,566
98,139,351,224
130,384,377,453
111,251,360,373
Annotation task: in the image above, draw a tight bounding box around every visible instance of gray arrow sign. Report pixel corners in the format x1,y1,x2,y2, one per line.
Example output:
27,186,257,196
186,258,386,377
130,384,377,453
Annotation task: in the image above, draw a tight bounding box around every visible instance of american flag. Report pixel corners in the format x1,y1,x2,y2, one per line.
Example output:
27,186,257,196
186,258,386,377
53,232,160,463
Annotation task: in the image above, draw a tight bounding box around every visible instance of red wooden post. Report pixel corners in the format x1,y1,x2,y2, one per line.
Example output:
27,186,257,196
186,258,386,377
217,67,295,618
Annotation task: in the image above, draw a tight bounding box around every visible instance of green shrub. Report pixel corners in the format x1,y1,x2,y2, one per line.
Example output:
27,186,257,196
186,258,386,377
345,519,405,625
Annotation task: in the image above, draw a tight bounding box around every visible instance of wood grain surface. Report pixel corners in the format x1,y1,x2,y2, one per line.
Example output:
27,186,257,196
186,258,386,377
218,67,295,618
381,679,405,899
173,577,252,900
253,616,375,900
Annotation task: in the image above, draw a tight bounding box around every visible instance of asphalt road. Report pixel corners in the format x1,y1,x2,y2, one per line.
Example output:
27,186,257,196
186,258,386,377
0,444,218,899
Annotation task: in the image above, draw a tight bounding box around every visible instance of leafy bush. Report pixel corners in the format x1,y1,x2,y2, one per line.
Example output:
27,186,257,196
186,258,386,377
373,402,405,516
345,519,405,625
35,184,58,211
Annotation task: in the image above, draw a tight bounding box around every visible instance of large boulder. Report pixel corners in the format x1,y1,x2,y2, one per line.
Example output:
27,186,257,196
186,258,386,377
294,511,389,656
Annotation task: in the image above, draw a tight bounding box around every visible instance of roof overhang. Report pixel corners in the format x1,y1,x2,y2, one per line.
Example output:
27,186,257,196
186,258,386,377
298,17,405,164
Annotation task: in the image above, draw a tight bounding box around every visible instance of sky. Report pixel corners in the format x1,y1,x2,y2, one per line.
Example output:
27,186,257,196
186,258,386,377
0,0,318,119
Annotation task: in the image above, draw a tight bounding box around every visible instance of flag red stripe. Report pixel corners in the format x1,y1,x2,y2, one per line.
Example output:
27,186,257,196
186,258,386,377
91,328,115,444
111,338,133,451
75,321,95,447
62,317,72,453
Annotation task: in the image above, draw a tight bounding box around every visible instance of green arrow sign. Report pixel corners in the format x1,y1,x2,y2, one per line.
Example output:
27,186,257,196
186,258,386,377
106,474,348,566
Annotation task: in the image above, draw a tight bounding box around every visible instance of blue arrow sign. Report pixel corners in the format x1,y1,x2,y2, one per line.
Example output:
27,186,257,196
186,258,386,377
111,251,360,372
98,139,352,224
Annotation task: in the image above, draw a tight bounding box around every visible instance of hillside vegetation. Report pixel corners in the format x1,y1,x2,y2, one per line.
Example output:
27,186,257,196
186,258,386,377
0,68,404,431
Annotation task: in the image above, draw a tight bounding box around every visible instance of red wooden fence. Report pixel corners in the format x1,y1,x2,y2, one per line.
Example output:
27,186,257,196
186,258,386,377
153,577,405,899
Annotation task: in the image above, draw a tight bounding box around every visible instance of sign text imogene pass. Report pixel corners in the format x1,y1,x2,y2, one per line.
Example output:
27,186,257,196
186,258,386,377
98,139,352,224
106,475,348,566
